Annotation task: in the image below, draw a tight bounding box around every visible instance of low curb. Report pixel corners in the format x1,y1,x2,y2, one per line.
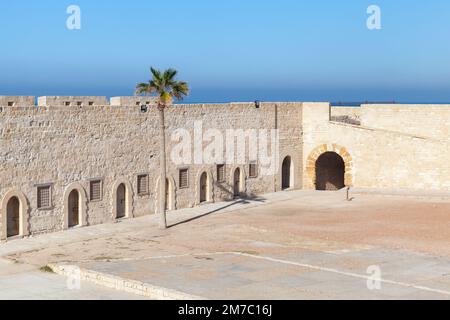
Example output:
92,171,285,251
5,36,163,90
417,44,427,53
48,263,205,300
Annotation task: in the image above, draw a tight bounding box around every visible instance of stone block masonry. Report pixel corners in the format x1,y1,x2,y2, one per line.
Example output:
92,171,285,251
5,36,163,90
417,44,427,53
0,96,35,107
1,96,449,241
38,96,109,107
0,99,302,240
110,96,158,106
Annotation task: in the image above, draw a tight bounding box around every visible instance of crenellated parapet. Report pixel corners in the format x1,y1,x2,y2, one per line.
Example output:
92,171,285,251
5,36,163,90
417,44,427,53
0,96,35,107
37,96,109,107
110,96,158,106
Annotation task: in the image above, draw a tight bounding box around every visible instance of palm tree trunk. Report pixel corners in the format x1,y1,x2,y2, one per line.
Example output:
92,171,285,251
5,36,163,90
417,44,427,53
158,104,168,229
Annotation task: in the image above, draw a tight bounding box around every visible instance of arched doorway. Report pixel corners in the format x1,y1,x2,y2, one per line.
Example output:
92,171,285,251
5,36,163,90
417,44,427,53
282,156,293,190
233,168,241,197
68,190,80,228
6,197,20,238
166,179,174,211
200,172,208,203
116,183,126,219
63,183,87,230
315,152,345,190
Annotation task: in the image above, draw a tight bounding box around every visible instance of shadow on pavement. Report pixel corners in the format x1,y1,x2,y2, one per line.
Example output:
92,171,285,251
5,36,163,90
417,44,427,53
168,196,267,229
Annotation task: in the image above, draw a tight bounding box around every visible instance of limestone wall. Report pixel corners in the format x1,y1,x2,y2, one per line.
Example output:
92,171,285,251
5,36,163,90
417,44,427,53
361,104,450,140
38,96,109,107
4,97,450,240
303,103,450,192
0,96,35,107
110,96,158,106
0,102,303,238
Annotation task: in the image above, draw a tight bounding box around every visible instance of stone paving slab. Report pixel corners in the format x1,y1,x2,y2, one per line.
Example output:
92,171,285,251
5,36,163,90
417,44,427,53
3,190,450,300
73,249,450,300
0,191,295,258
0,259,148,300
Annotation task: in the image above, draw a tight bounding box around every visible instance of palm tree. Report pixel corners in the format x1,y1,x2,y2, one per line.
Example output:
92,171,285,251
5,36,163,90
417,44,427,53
136,67,189,229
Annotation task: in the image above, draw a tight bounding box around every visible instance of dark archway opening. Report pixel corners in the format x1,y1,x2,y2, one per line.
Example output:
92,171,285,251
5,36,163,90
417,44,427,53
200,173,208,203
315,152,345,191
233,168,241,198
282,156,292,190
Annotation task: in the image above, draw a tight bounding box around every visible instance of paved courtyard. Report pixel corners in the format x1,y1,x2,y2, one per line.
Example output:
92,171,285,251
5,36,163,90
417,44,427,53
0,258,146,300
2,190,450,299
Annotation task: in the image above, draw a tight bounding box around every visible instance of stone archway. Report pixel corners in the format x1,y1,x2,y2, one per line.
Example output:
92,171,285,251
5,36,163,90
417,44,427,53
116,184,127,219
200,172,208,203
63,183,88,230
1,190,29,240
6,197,20,237
233,168,241,197
155,176,177,212
165,178,174,211
305,144,353,190
231,166,246,198
112,179,134,220
282,156,294,190
195,169,214,205
68,189,80,228
315,152,345,190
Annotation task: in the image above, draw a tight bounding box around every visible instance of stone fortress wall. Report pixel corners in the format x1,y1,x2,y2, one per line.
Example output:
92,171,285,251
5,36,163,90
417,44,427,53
304,103,450,192
360,104,450,140
0,96,449,240
0,97,302,240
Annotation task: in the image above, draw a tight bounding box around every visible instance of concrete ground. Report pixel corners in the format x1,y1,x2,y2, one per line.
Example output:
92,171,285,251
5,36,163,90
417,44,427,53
0,258,147,300
2,190,450,300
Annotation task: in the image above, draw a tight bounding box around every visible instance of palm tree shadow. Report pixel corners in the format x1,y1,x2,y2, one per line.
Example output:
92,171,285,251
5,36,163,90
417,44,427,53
168,182,266,229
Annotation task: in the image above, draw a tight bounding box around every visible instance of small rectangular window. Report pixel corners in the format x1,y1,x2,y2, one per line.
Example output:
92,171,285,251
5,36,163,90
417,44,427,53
90,180,103,201
88,101,94,106
136,102,141,106
7,102,14,107
64,101,71,106
77,101,83,106
217,164,225,182
37,185,51,209
249,162,258,178
179,169,189,189
137,174,149,195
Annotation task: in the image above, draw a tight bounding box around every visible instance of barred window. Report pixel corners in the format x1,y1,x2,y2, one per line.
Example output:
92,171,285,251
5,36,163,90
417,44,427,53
90,180,103,201
217,164,225,182
137,174,149,195
249,162,258,178
179,169,189,189
37,186,51,209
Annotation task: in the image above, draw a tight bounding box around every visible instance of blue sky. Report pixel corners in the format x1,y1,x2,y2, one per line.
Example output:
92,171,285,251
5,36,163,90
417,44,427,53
0,0,449,103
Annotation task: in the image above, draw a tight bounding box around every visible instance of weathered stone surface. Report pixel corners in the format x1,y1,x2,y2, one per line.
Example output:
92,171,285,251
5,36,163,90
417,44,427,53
37,96,108,107
0,100,302,239
0,96,35,107
110,96,158,106
1,98,450,239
